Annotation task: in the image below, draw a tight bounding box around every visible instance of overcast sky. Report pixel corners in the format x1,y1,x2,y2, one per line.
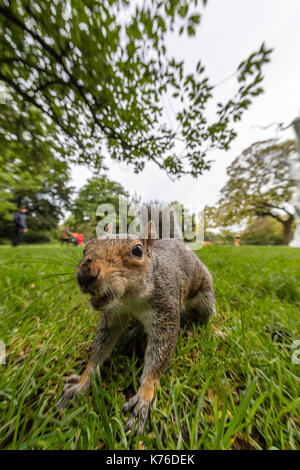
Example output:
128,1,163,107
71,0,300,213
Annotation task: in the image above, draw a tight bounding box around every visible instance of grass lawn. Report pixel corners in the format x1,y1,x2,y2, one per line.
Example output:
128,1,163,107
0,244,299,450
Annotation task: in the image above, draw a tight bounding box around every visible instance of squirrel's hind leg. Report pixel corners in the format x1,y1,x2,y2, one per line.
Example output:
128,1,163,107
183,288,215,327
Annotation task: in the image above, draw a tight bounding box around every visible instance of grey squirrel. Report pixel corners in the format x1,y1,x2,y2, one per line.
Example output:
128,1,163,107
57,215,215,435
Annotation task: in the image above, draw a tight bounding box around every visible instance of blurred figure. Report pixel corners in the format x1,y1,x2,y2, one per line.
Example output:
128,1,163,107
12,207,27,246
61,226,73,245
235,234,241,247
71,233,84,246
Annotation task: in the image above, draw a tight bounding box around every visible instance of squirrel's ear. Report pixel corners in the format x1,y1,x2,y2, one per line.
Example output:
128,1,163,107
105,222,113,234
140,220,157,253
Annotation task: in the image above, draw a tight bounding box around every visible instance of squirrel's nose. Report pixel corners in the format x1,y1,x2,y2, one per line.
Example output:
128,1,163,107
77,266,101,290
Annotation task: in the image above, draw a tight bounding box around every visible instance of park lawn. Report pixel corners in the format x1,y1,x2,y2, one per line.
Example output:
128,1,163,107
0,244,299,450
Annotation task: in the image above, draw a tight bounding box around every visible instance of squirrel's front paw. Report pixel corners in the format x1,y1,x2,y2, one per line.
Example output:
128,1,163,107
122,394,150,436
56,375,87,410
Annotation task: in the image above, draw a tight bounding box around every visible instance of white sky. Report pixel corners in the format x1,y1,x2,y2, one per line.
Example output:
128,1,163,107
71,0,300,213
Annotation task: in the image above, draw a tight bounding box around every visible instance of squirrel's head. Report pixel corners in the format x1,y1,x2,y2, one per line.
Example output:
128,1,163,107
76,221,157,310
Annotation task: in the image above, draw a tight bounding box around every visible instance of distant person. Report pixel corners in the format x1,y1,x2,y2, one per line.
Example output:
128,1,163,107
235,234,241,247
72,233,84,246
12,207,27,246
77,233,84,245
61,226,73,246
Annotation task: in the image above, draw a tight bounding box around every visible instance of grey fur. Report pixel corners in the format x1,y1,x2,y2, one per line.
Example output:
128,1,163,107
57,224,215,435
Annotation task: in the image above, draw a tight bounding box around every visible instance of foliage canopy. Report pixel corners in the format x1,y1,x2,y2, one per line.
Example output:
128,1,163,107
0,0,272,177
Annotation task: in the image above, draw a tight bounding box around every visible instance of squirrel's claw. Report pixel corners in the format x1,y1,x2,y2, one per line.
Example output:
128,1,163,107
122,394,139,414
64,374,81,385
56,375,84,410
123,398,150,436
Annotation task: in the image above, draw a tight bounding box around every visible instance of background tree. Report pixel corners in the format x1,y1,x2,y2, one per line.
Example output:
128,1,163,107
203,210,235,245
242,216,287,246
206,139,297,245
69,175,130,240
0,0,272,177
0,100,73,242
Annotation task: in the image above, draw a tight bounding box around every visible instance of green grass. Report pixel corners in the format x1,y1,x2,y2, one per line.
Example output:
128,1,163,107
0,244,299,450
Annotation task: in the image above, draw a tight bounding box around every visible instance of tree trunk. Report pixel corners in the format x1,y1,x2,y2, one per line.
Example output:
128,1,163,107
282,216,294,245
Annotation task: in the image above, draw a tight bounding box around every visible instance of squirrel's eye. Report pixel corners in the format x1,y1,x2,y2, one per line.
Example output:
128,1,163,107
131,244,143,258
83,248,86,256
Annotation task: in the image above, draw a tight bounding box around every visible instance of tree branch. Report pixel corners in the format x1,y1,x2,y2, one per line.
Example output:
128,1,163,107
262,202,293,217
0,72,75,141
255,210,284,224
